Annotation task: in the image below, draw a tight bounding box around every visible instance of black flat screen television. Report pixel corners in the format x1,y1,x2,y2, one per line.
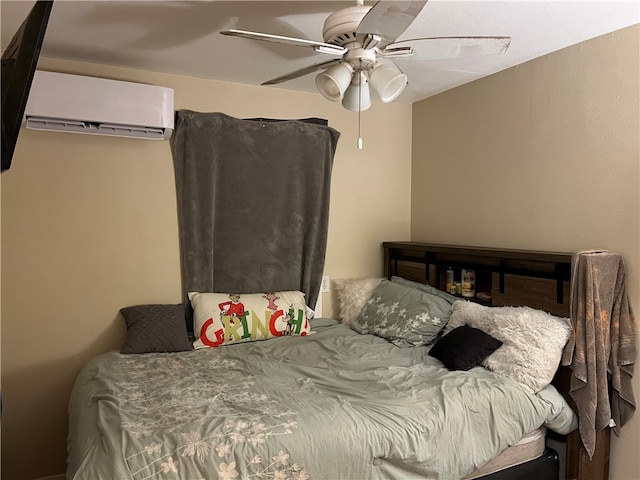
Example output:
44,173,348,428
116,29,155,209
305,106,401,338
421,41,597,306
1,1,53,173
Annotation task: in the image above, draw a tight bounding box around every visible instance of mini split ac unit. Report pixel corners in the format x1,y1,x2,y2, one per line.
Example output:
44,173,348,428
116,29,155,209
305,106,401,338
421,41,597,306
24,71,174,140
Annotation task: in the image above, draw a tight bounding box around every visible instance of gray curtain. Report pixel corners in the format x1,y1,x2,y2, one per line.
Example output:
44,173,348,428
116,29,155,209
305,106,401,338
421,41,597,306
170,111,340,310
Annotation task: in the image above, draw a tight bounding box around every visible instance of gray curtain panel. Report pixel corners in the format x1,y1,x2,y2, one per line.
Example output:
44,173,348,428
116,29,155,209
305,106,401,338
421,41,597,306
170,111,340,310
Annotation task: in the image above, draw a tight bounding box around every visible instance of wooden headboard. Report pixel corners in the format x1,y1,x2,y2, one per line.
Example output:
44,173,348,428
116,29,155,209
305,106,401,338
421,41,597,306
383,241,610,480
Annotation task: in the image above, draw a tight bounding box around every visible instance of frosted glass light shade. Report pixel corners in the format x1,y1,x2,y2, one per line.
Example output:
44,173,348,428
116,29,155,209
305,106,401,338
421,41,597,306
342,80,371,112
369,63,407,102
315,63,353,101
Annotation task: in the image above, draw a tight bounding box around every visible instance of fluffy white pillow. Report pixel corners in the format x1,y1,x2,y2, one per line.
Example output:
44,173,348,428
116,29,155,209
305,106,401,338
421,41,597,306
332,278,383,324
447,301,571,392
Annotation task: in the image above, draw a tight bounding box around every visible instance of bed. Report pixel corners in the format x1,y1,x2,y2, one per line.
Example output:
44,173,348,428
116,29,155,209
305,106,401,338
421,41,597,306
67,242,600,480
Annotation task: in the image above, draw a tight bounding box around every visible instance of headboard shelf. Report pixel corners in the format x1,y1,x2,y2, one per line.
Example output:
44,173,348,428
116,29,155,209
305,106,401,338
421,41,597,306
384,241,572,307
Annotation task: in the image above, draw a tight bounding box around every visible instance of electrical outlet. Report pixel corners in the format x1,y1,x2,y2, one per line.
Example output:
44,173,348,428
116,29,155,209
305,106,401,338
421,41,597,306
321,276,330,293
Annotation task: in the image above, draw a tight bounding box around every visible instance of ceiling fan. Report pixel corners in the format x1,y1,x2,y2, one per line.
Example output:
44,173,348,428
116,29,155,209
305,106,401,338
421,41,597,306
221,0,511,113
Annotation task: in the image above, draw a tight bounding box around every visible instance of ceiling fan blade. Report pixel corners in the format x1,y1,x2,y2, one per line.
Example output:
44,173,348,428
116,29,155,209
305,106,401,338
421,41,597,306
355,1,428,47
262,59,341,86
220,29,345,55
385,36,511,61
377,46,414,58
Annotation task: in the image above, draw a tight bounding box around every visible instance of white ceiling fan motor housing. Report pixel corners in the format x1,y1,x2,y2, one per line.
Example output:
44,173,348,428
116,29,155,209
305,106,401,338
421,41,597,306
343,47,376,71
322,5,371,46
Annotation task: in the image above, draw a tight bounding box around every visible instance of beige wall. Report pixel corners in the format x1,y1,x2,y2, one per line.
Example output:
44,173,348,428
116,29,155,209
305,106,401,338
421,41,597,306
0,58,412,479
412,25,639,480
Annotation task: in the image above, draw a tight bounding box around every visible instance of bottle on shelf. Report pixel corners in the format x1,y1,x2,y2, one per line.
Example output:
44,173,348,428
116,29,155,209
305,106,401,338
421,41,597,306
461,269,476,298
445,267,454,294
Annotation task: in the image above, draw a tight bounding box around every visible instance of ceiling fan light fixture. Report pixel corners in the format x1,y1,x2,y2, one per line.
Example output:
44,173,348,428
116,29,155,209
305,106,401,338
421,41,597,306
315,62,353,101
342,73,371,112
369,63,408,103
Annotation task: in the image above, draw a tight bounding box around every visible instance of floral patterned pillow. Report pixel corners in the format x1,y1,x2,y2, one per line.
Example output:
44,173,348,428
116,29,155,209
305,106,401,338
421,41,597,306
351,280,451,347
189,291,311,349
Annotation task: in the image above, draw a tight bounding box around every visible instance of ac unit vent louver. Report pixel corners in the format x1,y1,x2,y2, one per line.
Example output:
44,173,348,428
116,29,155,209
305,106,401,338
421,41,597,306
26,118,167,139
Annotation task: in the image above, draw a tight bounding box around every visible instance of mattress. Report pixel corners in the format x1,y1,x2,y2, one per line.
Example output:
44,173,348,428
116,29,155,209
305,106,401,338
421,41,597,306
464,427,547,479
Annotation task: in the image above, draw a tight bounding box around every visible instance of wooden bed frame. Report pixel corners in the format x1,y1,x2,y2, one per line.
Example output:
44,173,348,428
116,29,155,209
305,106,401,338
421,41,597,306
382,241,611,480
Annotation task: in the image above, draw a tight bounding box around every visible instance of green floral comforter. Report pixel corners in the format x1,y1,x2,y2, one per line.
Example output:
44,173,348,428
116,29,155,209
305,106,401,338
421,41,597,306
67,319,577,480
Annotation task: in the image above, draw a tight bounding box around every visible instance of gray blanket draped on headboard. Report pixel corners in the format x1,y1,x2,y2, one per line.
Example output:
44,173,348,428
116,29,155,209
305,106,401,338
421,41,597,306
561,250,637,459
170,111,340,310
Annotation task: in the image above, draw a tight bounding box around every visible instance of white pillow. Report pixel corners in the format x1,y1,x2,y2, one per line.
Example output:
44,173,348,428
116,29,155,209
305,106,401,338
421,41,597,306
447,301,571,392
332,278,383,324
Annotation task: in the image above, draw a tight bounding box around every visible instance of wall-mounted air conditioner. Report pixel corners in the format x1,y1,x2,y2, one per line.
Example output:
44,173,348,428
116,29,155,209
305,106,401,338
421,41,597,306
24,70,174,140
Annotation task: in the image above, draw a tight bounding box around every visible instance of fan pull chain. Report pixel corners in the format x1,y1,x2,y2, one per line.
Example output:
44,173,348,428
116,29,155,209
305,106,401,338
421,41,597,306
357,60,363,149
357,82,363,149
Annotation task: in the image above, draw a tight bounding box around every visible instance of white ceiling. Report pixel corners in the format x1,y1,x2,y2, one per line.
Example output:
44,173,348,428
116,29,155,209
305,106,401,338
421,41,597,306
2,0,639,103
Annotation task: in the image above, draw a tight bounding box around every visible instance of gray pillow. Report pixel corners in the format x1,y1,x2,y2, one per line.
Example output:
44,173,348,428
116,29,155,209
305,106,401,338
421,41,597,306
391,276,458,305
120,304,193,354
351,280,451,347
